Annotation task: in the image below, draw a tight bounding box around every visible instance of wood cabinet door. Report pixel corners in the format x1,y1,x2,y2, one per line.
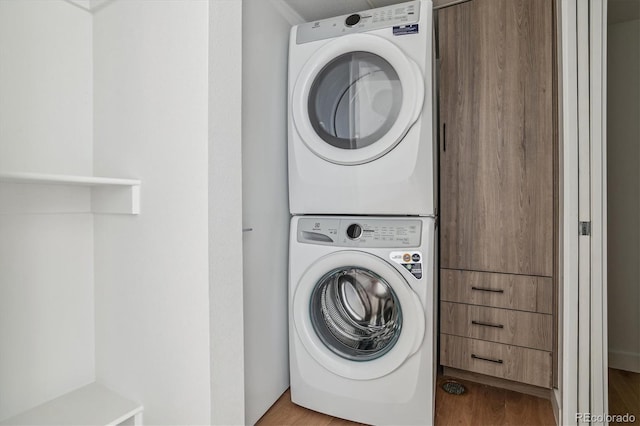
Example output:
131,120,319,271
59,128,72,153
439,0,553,277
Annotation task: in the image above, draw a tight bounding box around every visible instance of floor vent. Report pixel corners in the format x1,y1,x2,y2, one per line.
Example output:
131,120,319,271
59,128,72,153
442,380,466,395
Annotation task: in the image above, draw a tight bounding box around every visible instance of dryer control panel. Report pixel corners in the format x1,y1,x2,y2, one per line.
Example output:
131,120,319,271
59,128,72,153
296,0,421,44
297,217,422,248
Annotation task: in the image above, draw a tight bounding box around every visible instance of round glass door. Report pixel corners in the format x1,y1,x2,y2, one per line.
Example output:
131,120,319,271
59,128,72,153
310,267,402,361
292,250,425,380
291,33,424,165
308,52,403,151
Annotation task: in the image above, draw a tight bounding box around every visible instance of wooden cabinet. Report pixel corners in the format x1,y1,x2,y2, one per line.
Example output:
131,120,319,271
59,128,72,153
438,0,556,390
441,269,552,314
439,0,553,277
441,302,553,351
441,335,553,388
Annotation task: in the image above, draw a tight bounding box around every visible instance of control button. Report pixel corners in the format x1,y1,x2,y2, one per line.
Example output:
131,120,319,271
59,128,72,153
346,223,363,240
412,253,421,262
345,14,361,26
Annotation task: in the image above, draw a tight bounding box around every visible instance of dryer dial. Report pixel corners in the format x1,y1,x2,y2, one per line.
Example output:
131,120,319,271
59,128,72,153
346,223,363,240
345,14,361,27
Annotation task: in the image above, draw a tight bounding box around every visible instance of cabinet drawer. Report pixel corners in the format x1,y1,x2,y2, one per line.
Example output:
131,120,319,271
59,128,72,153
441,302,553,351
441,269,552,314
440,334,552,388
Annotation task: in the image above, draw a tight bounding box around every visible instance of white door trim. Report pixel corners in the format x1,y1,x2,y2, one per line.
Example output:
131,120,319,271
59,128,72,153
559,0,580,423
589,0,608,423
576,0,591,416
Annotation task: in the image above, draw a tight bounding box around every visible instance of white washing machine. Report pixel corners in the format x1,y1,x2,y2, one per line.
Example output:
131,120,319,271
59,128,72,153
289,216,436,425
288,0,435,216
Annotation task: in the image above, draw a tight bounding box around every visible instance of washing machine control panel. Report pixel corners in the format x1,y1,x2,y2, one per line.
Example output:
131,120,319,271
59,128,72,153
296,0,421,44
298,217,422,248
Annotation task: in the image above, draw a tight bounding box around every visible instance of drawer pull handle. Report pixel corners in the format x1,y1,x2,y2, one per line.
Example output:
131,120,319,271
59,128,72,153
471,320,504,329
471,286,504,293
471,354,504,364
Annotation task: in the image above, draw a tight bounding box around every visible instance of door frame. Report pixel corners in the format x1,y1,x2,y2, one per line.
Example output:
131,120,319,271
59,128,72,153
558,0,608,424
558,1,579,422
588,0,608,423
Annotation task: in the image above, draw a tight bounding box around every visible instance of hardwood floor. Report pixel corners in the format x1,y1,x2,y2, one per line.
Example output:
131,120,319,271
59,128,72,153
256,389,361,426
608,368,640,424
257,376,556,426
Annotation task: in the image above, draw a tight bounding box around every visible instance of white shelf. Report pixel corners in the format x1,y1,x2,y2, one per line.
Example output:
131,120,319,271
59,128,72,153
0,383,143,426
0,172,140,187
0,172,141,214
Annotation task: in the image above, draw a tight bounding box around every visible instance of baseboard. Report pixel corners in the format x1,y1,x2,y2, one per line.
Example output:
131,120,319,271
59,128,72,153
442,367,553,400
608,350,640,373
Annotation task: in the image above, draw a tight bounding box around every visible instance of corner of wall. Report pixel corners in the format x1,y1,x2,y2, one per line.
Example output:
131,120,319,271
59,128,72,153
269,0,305,25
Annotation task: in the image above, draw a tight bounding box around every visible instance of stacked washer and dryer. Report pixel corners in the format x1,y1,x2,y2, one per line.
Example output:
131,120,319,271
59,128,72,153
287,1,436,424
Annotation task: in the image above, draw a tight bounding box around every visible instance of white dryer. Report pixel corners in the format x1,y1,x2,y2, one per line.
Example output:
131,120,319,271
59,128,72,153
288,0,435,216
289,216,436,425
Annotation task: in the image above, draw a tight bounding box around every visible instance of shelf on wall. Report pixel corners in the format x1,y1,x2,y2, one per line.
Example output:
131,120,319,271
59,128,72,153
0,172,141,214
0,382,143,426
0,172,141,187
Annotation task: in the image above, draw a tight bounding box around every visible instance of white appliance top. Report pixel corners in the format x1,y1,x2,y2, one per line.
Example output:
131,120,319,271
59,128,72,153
296,0,421,44
297,217,423,248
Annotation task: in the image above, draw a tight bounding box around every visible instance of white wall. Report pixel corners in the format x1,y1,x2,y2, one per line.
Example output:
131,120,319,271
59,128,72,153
208,1,246,424
242,1,294,424
92,1,212,424
607,18,640,373
0,1,95,420
1,2,290,423
0,0,93,174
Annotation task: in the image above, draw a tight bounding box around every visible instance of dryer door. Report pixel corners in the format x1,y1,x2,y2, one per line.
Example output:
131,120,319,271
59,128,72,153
292,33,425,165
293,250,425,380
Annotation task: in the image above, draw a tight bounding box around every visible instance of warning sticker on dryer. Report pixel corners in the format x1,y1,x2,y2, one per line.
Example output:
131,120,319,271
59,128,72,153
393,24,419,36
390,251,423,279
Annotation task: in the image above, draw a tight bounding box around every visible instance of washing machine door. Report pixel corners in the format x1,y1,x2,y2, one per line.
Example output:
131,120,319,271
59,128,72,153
293,250,425,380
292,33,425,165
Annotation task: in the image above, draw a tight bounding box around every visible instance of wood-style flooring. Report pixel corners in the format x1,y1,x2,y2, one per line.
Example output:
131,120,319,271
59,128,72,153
256,376,556,426
608,368,640,424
